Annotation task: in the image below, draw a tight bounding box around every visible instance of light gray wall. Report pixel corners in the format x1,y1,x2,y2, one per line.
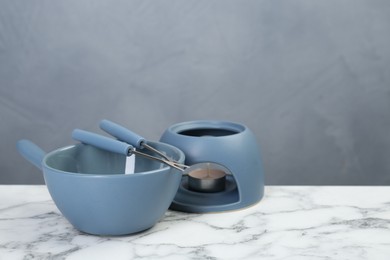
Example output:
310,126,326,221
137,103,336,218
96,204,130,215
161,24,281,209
1,0,390,185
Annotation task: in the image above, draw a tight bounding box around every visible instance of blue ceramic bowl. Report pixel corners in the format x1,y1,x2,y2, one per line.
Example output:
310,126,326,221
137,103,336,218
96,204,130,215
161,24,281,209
17,140,184,235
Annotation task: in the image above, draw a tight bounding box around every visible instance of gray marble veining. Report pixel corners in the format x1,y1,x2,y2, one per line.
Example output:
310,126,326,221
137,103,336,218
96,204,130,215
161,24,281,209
0,186,389,259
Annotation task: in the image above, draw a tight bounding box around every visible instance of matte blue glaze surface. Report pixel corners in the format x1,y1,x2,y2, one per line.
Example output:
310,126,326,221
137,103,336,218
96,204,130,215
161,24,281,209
17,140,184,235
100,119,145,148
160,120,264,213
72,129,133,156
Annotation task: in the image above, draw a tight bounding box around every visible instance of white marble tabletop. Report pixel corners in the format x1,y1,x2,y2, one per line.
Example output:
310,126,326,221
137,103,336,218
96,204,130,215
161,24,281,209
0,185,389,260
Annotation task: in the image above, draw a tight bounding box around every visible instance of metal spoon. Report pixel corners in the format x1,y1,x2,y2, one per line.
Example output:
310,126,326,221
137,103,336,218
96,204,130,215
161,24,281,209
99,119,176,163
72,129,227,192
72,129,186,171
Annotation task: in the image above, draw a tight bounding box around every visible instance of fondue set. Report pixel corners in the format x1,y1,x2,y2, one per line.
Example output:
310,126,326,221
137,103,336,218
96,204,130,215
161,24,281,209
17,119,264,235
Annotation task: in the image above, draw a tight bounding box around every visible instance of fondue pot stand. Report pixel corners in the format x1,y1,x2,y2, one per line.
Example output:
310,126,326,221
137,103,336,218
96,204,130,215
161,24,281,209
160,120,264,213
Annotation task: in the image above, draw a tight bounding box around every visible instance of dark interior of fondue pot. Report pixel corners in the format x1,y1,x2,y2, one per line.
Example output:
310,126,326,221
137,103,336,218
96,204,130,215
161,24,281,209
45,142,172,175
178,128,239,137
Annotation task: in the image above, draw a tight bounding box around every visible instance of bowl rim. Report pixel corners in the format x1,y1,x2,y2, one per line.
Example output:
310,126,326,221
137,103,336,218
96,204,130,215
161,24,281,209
42,141,184,178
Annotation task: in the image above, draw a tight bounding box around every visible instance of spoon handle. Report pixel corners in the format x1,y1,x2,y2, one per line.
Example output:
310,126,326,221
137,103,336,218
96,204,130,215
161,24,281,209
16,139,46,170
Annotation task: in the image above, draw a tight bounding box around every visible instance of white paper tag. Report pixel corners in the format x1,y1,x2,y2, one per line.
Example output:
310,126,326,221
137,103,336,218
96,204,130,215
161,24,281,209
125,154,135,174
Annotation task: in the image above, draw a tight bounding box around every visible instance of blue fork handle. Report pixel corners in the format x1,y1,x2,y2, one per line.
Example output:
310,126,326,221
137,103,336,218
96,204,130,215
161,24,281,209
99,119,173,161
72,129,133,156
99,119,145,148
